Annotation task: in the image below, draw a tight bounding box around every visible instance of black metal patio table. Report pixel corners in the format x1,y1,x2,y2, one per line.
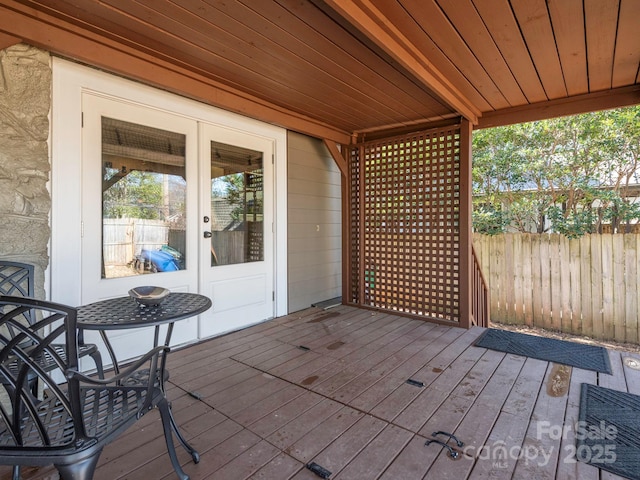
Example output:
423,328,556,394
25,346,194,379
77,292,212,466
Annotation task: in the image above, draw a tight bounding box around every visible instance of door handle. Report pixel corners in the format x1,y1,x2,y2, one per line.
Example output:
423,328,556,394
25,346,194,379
203,231,212,238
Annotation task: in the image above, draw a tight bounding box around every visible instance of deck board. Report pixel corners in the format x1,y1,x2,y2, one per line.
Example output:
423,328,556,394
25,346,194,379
284,406,363,464
247,452,303,480
427,353,528,479
415,349,507,438
555,366,599,480
348,326,465,413
367,328,485,421
265,398,343,451
297,415,388,479
2,305,637,480
512,371,567,479
332,424,413,480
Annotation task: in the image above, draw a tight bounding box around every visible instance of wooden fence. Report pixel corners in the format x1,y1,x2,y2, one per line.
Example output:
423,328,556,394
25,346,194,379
103,219,169,266
473,233,640,344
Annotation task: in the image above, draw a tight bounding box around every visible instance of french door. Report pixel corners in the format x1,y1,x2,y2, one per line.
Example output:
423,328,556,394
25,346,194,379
80,93,275,358
198,124,275,337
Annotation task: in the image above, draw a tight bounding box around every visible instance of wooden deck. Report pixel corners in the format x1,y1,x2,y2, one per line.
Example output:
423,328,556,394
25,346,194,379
3,305,638,480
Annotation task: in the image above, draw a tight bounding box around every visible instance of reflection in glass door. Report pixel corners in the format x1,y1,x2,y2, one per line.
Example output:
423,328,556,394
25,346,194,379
101,118,187,279
209,142,264,267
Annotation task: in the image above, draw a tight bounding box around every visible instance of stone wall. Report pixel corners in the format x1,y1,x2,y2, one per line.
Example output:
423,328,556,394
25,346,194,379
0,44,51,299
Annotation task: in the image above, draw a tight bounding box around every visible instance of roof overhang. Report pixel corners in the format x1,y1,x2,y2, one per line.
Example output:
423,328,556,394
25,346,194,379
0,0,638,143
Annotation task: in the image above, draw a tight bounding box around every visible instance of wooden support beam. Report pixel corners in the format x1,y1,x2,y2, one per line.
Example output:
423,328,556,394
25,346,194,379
319,0,481,125
322,139,348,178
477,85,640,129
341,169,350,305
458,119,473,329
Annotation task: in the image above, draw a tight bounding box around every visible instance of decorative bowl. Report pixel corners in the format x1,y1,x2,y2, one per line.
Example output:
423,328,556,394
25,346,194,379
128,286,170,306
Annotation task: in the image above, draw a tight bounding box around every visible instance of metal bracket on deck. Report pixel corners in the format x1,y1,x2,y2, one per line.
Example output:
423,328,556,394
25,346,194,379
187,391,203,400
425,439,459,459
425,430,464,459
432,430,464,447
406,378,424,387
306,462,332,479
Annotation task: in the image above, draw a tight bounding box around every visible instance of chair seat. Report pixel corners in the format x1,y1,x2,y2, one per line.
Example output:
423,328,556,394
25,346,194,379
48,344,101,372
0,383,162,451
121,367,169,387
1,343,101,379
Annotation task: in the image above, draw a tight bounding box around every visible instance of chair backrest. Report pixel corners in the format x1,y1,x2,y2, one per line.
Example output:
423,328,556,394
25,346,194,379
0,262,36,339
0,262,34,298
0,296,86,448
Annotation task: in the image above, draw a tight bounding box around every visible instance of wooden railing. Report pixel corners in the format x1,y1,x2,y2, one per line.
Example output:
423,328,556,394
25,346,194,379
471,243,490,327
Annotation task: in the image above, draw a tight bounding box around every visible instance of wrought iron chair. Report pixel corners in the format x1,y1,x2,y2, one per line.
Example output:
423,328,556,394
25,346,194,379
0,296,191,480
0,261,104,377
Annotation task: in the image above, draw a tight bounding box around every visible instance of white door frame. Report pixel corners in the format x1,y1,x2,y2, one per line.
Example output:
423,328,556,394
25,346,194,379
51,58,288,324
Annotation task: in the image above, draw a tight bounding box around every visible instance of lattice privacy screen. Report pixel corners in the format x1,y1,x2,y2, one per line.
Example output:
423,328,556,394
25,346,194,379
349,125,462,323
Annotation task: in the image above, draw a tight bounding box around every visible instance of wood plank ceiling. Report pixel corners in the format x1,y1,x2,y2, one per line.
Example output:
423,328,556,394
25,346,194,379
0,0,638,143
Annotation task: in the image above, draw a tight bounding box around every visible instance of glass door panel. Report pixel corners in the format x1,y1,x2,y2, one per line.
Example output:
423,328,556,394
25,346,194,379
101,117,187,278
209,141,264,267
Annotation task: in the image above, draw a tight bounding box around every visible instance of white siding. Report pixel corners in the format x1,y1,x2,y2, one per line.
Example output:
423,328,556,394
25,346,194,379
287,132,342,312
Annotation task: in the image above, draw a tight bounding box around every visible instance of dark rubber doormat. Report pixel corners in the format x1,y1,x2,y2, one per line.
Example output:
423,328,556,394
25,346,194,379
577,384,640,479
474,328,612,374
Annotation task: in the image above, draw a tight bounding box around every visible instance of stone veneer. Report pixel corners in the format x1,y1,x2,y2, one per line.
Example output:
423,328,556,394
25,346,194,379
0,44,51,299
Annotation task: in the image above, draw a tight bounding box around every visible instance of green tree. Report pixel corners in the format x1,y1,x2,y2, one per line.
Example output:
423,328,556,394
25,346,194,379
103,170,163,219
595,107,640,232
472,106,640,237
212,173,248,221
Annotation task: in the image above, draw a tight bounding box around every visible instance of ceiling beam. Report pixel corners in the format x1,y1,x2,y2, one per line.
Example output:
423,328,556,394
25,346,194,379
320,0,481,125
477,85,640,129
356,117,462,143
0,1,352,144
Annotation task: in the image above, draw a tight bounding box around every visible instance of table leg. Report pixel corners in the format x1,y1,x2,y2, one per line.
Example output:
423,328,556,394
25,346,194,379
159,324,199,463
99,331,120,376
168,401,200,463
